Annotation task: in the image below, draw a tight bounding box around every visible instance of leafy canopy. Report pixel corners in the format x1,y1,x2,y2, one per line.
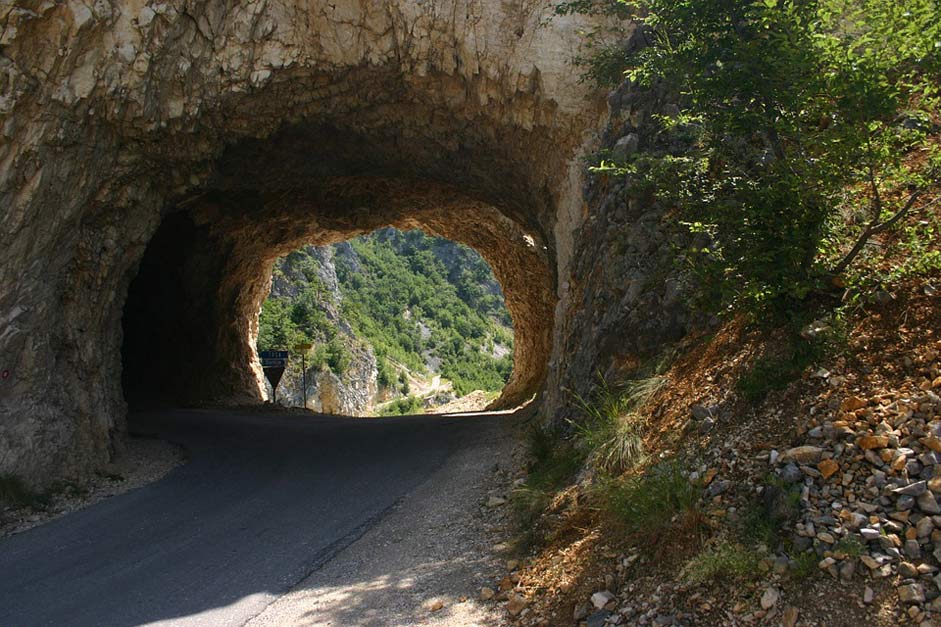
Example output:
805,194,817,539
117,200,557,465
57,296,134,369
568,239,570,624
558,0,940,314
336,230,514,396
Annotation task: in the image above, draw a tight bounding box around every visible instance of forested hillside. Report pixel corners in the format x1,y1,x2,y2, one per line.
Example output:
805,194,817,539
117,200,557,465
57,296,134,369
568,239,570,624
256,228,514,414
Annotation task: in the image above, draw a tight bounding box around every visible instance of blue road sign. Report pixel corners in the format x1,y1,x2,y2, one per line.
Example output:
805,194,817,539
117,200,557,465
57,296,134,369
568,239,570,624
259,350,289,368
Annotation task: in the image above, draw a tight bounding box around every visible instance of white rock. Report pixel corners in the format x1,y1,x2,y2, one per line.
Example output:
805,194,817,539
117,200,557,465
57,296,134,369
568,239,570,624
137,7,156,27
69,2,94,30
591,591,616,609
760,587,780,610
860,527,881,541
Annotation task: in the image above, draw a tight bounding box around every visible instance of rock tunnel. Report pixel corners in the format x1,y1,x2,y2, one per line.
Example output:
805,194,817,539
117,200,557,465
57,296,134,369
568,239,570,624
0,1,605,484
120,139,557,411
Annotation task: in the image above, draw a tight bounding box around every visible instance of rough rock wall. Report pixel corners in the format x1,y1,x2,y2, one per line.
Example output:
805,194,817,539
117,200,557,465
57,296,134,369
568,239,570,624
275,343,380,417
268,244,380,416
0,0,607,484
545,77,700,417
302,346,379,416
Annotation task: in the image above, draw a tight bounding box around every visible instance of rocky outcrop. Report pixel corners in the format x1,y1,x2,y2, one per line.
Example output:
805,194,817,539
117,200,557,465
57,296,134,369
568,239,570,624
305,344,379,416
0,1,689,487
267,243,379,415
0,0,606,484
277,340,380,416
544,74,701,421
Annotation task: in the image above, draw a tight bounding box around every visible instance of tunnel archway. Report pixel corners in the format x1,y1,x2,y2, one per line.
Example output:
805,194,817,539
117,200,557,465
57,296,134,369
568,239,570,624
0,1,605,484
121,171,556,411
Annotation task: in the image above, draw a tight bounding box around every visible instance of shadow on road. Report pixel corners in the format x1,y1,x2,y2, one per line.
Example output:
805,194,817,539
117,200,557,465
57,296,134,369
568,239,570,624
0,407,517,627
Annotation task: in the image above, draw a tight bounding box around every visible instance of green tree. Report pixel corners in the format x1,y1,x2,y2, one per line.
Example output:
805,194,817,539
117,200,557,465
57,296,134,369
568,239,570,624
257,299,304,351
558,0,940,314
259,229,517,401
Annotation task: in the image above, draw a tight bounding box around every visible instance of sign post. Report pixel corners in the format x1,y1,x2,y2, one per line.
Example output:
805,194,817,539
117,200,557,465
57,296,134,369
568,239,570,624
293,343,313,409
259,350,289,404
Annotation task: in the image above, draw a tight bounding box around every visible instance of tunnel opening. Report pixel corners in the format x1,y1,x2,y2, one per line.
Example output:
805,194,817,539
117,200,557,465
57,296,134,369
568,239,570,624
0,1,608,485
120,174,556,415
254,227,516,416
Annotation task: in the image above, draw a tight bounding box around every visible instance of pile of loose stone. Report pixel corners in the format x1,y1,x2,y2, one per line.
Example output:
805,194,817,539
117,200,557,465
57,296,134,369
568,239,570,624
766,346,941,625
490,344,941,626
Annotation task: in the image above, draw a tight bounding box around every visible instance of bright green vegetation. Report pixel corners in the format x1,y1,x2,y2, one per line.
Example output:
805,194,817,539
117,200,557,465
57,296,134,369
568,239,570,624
557,0,941,317
256,229,514,400
334,229,513,396
510,365,674,550
377,395,424,417
257,252,353,377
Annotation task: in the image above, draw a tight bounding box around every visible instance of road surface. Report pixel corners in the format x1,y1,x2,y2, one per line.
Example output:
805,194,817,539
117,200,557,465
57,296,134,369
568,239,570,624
0,408,508,627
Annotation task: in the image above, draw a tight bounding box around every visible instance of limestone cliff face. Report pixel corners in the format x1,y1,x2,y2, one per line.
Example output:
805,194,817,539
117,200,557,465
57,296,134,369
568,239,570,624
0,1,679,486
266,244,380,415
305,347,380,416
545,74,701,419
276,344,380,416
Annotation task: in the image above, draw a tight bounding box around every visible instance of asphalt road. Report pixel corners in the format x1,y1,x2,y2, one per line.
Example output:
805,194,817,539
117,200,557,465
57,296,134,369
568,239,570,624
0,408,500,627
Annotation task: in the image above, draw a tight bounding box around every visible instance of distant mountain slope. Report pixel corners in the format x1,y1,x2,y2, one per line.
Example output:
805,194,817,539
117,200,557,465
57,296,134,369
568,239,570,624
256,228,514,414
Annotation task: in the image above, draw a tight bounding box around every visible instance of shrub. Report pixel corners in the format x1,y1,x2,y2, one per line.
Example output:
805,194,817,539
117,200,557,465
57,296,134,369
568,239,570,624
598,461,700,535
324,337,351,376
376,356,393,388
378,395,424,416
557,0,941,316
681,539,761,584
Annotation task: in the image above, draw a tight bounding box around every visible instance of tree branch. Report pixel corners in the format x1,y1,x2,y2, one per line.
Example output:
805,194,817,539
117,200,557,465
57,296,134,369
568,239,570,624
866,158,883,223
831,191,921,275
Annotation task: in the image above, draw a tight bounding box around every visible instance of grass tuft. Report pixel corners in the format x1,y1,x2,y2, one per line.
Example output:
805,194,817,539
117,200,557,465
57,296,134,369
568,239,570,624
737,479,802,550
569,374,667,475
0,474,42,509
681,539,762,583
597,460,700,535
586,418,646,476
789,550,819,580
511,428,583,534
833,535,865,558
